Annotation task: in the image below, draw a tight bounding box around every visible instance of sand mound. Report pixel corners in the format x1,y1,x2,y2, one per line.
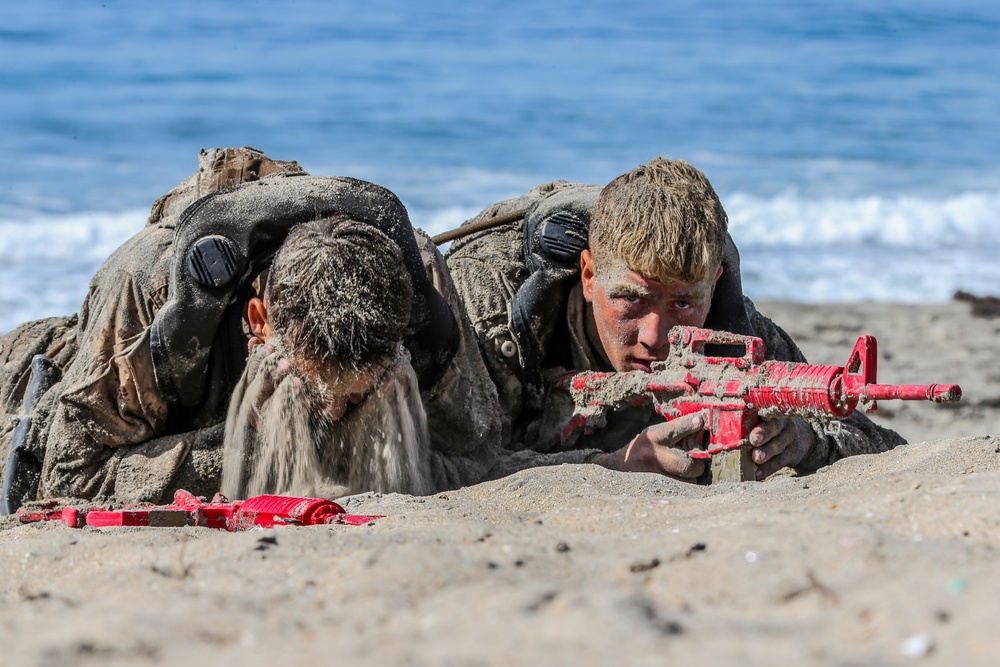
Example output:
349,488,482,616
1,302,998,665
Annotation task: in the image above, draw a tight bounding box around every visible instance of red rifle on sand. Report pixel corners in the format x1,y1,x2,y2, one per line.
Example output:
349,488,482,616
16,489,382,529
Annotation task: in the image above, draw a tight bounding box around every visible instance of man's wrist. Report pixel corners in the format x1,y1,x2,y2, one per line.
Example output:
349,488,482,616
588,450,622,471
794,420,834,473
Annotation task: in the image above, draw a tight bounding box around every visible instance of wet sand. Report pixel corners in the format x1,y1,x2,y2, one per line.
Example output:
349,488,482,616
1,300,997,666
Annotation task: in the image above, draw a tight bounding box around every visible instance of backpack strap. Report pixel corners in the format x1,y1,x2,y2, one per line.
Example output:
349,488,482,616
510,184,602,389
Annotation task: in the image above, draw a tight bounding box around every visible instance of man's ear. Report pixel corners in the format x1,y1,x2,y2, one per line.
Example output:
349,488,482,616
714,264,724,288
247,297,271,342
580,249,597,302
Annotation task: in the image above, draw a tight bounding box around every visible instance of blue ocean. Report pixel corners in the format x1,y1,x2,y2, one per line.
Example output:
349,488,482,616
1,1,998,334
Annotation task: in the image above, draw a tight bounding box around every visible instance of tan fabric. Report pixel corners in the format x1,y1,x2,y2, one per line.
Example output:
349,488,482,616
39,225,176,499
0,315,79,486
412,231,506,490
0,315,78,416
147,146,305,228
445,182,618,474
445,181,585,442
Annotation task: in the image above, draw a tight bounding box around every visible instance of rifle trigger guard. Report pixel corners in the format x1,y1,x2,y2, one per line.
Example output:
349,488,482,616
824,420,843,436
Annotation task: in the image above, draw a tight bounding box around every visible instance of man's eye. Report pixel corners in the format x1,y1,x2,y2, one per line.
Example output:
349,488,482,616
610,292,641,304
674,300,692,310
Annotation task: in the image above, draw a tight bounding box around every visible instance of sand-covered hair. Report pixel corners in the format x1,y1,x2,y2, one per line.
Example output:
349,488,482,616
265,215,413,371
590,157,728,284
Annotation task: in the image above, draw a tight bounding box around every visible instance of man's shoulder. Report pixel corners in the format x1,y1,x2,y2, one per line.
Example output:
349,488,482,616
88,222,175,301
445,179,604,306
446,179,596,260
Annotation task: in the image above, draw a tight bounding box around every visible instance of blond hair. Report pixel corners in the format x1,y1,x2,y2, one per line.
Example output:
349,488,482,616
590,157,728,284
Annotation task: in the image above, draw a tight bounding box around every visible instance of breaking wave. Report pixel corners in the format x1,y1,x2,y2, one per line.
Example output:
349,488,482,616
726,190,1000,249
0,187,997,334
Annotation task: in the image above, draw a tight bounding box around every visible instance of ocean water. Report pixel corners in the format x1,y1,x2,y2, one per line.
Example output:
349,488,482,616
1,0,998,333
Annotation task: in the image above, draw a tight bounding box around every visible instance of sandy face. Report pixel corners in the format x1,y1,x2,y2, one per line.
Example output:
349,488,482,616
581,252,719,372
221,344,432,500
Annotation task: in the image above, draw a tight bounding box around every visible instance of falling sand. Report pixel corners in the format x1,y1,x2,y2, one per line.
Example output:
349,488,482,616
221,343,432,500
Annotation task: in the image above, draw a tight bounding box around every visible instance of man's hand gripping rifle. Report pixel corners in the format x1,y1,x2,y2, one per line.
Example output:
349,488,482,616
549,326,961,478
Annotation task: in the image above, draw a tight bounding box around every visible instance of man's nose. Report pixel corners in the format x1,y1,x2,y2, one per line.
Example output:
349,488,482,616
637,312,670,356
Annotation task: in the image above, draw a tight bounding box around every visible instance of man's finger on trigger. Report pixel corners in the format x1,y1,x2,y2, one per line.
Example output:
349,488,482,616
677,410,706,433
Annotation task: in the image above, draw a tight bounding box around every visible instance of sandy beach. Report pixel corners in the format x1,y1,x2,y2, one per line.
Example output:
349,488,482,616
1,299,998,666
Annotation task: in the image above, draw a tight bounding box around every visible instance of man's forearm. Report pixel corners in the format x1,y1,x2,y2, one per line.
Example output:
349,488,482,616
795,412,905,474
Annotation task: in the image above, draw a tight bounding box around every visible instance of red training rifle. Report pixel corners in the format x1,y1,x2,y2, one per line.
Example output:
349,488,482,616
548,326,961,465
16,489,382,529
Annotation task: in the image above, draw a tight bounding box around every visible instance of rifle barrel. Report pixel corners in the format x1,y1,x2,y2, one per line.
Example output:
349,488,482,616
862,383,962,403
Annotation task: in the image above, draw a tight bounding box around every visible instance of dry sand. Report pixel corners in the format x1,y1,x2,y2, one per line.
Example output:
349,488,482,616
1,300,998,666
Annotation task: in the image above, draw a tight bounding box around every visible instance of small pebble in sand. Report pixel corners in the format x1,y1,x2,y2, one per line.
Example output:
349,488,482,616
899,633,935,658
945,578,967,595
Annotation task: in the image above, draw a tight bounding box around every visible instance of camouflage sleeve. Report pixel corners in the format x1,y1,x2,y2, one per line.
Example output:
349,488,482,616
444,212,530,447
37,148,306,502
38,224,183,500
419,247,606,489
437,192,627,488
414,230,507,491
422,228,604,491
744,298,906,474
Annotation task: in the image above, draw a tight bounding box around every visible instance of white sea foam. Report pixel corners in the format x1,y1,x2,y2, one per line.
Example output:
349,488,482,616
0,209,147,333
0,209,146,263
726,190,999,249
725,189,1000,303
0,190,996,335
740,246,1000,304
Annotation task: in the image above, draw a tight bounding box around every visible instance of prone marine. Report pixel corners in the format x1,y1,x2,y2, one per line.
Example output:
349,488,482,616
0,147,510,509
444,157,908,482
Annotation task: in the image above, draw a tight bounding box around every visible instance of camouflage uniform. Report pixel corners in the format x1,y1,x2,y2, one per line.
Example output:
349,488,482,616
0,148,505,504
445,181,905,477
